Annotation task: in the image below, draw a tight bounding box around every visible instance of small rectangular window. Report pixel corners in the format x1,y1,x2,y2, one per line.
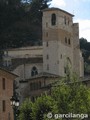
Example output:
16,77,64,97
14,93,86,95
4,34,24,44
65,37,67,44
64,67,66,74
46,42,48,47
2,100,6,112
2,78,5,90
68,38,71,45
60,54,62,59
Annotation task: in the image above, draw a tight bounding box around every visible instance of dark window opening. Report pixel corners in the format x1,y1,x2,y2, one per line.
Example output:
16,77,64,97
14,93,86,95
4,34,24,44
64,67,67,74
46,42,48,47
51,13,56,26
31,66,38,77
68,38,71,45
2,100,6,112
2,78,5,90
61,54,62,59
65,37,67,43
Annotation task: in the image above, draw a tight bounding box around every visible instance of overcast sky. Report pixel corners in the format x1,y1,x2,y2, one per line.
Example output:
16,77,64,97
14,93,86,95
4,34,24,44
50,0,90,42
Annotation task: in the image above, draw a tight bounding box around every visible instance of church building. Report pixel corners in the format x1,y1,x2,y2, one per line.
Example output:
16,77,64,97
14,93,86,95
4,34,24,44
2,8,84,101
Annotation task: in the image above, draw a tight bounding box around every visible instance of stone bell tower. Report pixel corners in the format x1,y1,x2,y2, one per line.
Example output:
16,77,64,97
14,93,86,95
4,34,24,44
42,8,84,77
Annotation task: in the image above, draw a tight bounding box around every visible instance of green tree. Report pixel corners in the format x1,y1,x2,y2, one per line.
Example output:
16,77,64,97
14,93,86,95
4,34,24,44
0,0,25,49
32,94,58,120
18,99,33,120
29,0,52,24
18,74,90,120
0,0,51,49
79,37,90,74
80,37,90,61
18,94,58,120
51,74,90,119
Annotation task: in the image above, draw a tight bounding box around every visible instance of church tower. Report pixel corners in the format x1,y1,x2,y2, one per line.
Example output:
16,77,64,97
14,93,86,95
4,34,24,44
42,8,84,77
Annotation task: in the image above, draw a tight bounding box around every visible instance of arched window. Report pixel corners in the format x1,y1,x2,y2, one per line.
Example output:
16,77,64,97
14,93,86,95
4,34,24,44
51,13,56,26
31,66,38,77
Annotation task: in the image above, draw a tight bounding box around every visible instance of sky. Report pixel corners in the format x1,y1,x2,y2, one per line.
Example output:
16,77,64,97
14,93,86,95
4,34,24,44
50,0,90,42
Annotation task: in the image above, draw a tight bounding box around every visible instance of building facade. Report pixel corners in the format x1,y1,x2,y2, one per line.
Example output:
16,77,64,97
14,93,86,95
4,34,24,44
0,68,17,120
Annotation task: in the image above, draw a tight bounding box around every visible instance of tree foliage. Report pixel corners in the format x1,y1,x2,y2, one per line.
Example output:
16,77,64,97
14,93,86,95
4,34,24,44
80,37,90,74
18,95,57,120
52,83,90,115
32,94,58,120
18,74,90,120
0,0,51,49
80,37,90,61
18,98,33,120
80,37,90,51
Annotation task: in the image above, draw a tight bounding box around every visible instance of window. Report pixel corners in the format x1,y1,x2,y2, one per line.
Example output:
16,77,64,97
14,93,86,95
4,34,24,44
3,60,11,67
46,42,48,47
2,78,5,90
2,100,6,112
31,66,38,77
51,13,56,26
64,67,67,74
65,37,67,43
60,54,62,59
68,38,71,45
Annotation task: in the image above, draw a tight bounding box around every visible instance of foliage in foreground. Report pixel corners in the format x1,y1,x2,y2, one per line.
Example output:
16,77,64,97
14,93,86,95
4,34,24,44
32,94,58,120
18,74,90,120
18,99,33,120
